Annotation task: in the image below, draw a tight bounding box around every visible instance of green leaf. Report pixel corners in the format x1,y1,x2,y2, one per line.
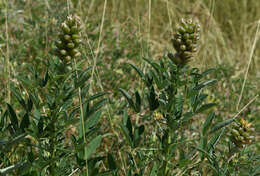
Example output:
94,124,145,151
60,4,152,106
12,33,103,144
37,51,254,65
85,135,102,160
86,92,108,103
86,99,107,118
20,113,30,132
6,103,18,131
208,128,225,151
0,162,27,175
193,79,217,90
0,110,7,129
85,111,102,133
16,76,34,88
199,136,207,160
202,68,216,77
126,114,133,141
195,147,213,162
210,118,235,133
150,163,158,176
119,88,136,112
0,133,26,148
107,153,117,170
183,111,193,122
26,95,33,112
40,70,48,87
148,86,159,111
202,112,215,135
129,63,144,79
135,91,141,113
174,94,184,119
143,57,163,73
196,103,217,114
134,125,145,147
120,124,133,147
10,87,26,110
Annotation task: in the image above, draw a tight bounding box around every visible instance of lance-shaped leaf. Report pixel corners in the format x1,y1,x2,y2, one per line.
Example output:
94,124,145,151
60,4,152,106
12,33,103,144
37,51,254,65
193,79,217,90
85,135,102,160
119,88,136,112
129,63,145,79
196,103,217,114
135,91,141,113
40,70,49,87
6,103,18,131
210,118,235,134
208,128,225,151
10,87,26,110
202,112,215,135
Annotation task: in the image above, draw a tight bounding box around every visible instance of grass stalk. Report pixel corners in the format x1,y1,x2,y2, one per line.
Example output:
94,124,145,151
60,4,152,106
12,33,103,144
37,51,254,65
236,20,260,110
4,0,10,103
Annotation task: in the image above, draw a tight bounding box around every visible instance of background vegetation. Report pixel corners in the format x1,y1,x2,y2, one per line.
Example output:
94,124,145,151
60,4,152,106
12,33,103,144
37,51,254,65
0,0,259,175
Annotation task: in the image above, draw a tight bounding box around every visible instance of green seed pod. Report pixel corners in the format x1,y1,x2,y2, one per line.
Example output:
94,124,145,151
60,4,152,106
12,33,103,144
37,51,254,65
60,50,67,56
238,127,244,133
74,52,81,57
237,136,244,142
183,51,192,58
61,23,70,34
71,49,79,55
183,33,189,40
196,33,200,40
64,35,71,41
65,55,71,61
247,128,255,133
231,129,240,137
72,34,80,39
73,39,81,45
186,39,192,46
67,43,75,49
70,26,79,34
177,26,186,34
248,136,254,140
180,45,186,51
241,131,250,139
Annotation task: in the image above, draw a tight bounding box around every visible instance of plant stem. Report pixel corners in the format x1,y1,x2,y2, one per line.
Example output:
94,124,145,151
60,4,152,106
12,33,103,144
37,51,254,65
74,58,88,176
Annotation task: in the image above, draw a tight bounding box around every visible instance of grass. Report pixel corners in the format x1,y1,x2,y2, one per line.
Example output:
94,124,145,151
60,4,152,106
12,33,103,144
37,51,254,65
0,0,260,175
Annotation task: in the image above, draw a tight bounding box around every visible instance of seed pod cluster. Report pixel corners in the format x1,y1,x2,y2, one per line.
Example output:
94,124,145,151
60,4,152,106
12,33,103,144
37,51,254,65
55,15,82,62
229,119,255,148
169,19,200,65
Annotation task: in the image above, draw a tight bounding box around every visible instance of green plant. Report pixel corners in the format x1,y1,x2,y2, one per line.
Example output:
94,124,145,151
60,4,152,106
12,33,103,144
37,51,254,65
118,19,258,175
0,2,259,174
0,15,109,175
